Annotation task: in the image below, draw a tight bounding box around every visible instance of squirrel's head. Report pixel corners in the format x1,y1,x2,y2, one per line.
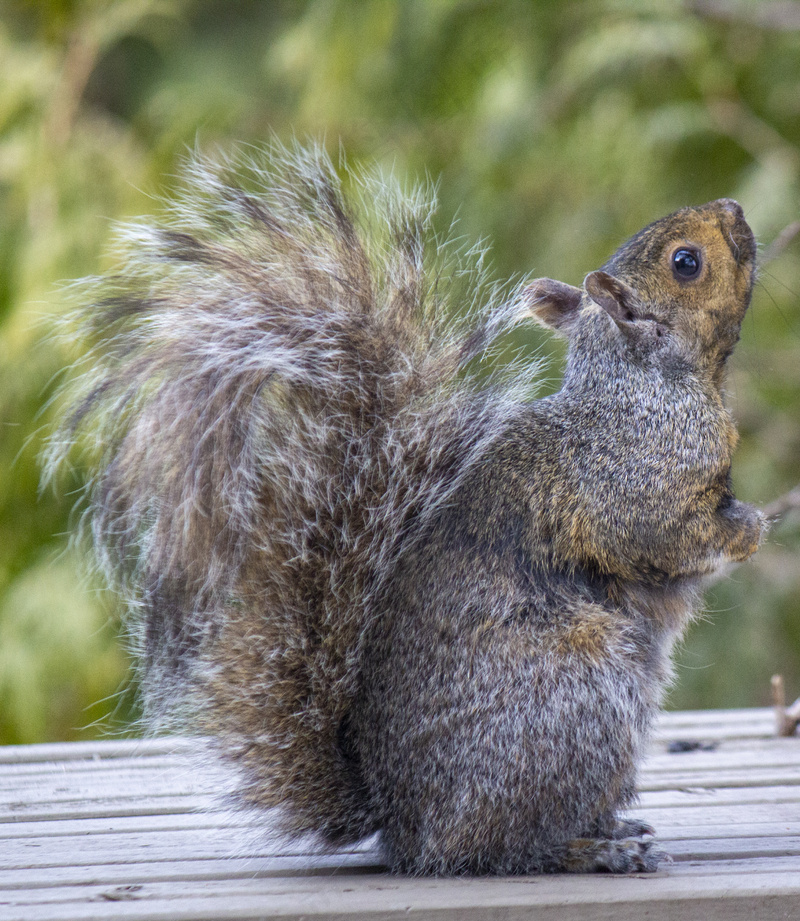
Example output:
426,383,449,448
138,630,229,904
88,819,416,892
525,199,756,386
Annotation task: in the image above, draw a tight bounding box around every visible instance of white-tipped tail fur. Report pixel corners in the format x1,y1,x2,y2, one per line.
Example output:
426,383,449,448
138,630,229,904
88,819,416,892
47,142,538,842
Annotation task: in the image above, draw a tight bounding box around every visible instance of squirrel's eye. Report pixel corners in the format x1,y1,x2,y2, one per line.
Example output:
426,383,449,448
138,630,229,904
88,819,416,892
672,248,702,279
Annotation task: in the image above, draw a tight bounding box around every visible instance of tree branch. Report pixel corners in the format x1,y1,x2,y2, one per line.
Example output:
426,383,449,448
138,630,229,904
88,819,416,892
688,0,800,31
763,484,800,521
761,221,800,265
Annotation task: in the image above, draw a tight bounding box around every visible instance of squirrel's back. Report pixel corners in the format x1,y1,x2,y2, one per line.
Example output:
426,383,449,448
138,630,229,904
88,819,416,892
49,144,535,843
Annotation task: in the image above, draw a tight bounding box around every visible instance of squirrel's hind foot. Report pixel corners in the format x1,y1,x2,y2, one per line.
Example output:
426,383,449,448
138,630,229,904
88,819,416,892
558,837,668,874
379,828,667,876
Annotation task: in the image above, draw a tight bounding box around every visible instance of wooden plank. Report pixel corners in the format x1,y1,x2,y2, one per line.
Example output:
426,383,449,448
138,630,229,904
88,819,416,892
643,742,800,772
658,821,800,840
6,738,793,791
2,799,789,844
4,854,800,897
0,776,220,803
655,707,775,731
3,744,795,801
0,738,198,765
1,711,799,921
2,870,800,921
0,795,221,824
0,707,773,767
0,812,259,840
0,756,205,786
0,855,384,891
11,783,797,825
663,836,800,859
631,802,800,827
5,822,798,873
668,855,800,875
637,784,800,808
0,827,371,869
0,705,774,768
0,750,222,786
4,824,800,875
5,787,796,831
638,767,800,791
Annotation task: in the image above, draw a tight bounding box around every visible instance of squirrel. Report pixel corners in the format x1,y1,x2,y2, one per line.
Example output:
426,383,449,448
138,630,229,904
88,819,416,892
49,143,765,876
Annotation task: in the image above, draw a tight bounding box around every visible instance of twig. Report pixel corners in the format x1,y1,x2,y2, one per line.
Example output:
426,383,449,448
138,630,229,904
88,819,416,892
45,26,101,149
688,0,800,31
763,484,800,521
761,221,800,266
772,674,800,736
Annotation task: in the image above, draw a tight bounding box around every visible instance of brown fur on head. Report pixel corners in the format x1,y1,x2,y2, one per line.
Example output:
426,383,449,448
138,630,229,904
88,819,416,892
524,199,757,387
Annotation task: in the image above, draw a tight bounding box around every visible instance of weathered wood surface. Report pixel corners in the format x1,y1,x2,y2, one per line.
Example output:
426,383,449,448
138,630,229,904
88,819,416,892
1,708,799,920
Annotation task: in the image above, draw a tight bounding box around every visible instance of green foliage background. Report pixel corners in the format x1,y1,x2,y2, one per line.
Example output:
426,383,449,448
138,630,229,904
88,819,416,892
1,0,799,744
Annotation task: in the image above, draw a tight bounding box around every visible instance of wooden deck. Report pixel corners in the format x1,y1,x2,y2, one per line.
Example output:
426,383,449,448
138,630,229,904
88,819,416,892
1,708,799,920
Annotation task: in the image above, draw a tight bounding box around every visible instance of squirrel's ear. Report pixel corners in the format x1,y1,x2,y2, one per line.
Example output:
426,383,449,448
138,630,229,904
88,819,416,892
523,278,583,335
583,271,639,327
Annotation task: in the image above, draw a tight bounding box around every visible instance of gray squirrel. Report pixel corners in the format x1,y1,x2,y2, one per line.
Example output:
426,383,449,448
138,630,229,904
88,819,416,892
50,144,765,875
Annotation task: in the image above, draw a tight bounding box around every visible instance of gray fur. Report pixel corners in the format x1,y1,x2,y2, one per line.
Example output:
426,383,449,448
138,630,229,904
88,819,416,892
48,146,764,875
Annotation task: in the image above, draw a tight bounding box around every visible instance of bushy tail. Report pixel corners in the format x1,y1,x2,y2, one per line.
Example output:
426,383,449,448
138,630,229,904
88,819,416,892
48,143,537,843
